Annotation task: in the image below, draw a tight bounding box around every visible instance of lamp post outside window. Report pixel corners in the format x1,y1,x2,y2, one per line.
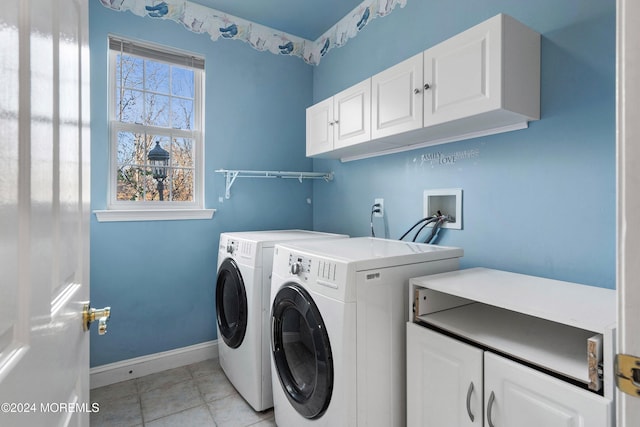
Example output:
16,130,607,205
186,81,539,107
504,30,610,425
148,141,170,201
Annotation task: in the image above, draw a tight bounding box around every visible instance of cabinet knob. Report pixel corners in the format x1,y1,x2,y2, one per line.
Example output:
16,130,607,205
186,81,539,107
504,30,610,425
414,88,421,95
329,121,335,126
424,83,431,90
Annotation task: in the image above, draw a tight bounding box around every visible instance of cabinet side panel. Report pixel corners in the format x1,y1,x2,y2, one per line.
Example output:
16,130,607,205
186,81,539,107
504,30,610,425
502,14,540,120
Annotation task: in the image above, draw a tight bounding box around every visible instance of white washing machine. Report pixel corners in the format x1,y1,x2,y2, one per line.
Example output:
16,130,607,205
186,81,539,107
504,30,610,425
269,237,463,427
216,230,347,411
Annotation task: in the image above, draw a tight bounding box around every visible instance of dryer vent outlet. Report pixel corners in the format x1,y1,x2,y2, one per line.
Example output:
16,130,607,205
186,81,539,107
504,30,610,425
423,188,462,230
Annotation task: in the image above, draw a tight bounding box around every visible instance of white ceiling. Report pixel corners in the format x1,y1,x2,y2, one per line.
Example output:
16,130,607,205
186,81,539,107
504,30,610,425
188,0,365,40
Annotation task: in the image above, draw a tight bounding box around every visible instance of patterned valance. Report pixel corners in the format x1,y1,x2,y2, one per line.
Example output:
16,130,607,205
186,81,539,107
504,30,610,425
99,0,407,65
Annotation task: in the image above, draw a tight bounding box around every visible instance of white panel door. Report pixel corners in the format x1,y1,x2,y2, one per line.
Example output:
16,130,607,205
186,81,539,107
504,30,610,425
334,79,371,149
371,52,423,139
484,352,612,427
306,96,334,156
617,0,640,425
423,17,501,127
0,0,91,426
406,323,483,427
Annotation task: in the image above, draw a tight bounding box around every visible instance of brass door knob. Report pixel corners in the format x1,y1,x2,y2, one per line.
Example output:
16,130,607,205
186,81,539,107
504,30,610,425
82,304,111,335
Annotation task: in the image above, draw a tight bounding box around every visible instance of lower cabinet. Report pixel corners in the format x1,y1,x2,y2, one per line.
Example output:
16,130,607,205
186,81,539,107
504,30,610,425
407,323,612,427
407,323,483,426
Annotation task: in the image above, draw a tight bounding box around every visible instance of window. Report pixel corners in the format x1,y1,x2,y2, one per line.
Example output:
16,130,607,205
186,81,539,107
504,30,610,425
107,37,205,211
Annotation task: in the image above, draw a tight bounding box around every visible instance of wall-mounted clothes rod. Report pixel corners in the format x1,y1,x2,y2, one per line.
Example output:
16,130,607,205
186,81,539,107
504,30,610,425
215,169,334,199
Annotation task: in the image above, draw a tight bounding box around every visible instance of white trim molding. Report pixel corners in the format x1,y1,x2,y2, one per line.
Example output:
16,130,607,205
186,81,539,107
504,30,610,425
99,0,408,65
94,208,215,222
90,340,218,389
617,0,640,425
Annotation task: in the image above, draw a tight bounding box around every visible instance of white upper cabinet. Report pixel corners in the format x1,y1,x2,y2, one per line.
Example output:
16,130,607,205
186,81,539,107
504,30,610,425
334,79,371,149
307,13,540,162
423,13,540,128
423,18,501,126
372,52,424,139
306,79,371,157
306,96,334,156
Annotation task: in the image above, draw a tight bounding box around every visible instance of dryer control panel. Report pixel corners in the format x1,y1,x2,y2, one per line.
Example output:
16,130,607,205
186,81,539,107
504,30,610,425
219,235,255,260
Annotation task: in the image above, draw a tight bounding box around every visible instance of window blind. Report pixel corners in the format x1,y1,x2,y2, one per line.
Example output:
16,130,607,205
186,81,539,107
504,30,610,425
108,36,205,70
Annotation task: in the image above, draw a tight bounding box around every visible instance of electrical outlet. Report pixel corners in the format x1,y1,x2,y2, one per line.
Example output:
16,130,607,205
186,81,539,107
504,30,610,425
374,198,384,218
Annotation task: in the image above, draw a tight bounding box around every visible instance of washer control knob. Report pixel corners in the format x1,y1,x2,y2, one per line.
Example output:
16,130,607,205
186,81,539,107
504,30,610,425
226,244,234,254
290,262,302,275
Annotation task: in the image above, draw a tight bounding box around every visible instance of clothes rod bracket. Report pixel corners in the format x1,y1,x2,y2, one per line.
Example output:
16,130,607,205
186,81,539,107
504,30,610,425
215,169,334,199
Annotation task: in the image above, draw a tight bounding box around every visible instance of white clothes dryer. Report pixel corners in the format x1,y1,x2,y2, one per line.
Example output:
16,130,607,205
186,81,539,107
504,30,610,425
269,237,463,427
216,230,347,411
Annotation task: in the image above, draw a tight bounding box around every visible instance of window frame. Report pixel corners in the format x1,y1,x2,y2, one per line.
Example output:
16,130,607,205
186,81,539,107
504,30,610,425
105,37,206,214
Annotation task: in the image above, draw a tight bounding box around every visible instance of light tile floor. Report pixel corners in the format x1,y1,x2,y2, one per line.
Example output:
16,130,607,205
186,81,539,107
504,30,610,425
90,358,275,427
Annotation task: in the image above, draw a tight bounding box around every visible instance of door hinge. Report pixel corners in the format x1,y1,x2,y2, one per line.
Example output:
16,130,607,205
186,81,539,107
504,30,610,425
615,354,640,397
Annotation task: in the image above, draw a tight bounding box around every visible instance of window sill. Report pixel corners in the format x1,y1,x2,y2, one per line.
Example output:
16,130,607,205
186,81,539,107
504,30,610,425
94,209,216,223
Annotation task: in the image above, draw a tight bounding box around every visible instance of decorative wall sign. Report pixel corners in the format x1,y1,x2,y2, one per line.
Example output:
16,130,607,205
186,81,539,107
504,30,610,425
413,148,481,168
99,0,407,65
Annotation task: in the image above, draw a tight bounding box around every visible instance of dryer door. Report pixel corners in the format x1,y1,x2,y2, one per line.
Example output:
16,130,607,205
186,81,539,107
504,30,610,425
216,258,248,348
271,283,334,419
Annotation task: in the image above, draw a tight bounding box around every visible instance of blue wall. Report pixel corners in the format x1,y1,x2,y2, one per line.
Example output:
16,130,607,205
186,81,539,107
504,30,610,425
90,0,616,367
312,0,616,289
89,1,315,366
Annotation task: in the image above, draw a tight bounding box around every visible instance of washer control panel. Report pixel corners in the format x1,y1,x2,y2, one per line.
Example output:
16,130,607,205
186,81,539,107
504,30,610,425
275,248,347,300
225,240,238,254
288,254,312,278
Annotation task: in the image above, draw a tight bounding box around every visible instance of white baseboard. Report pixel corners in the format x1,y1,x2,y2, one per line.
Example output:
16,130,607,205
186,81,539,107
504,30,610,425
90,340,218,389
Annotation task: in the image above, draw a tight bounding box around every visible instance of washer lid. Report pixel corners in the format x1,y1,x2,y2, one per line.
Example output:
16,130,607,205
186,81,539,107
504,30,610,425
276,237,463,271
220,230,346,246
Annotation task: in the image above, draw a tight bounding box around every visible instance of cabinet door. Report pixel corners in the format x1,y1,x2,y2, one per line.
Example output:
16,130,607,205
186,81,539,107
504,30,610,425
484,352,612,427
423,16,501,127
407,323,483,427
371,53,423,139
306,96,334,156
334,79,371,149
